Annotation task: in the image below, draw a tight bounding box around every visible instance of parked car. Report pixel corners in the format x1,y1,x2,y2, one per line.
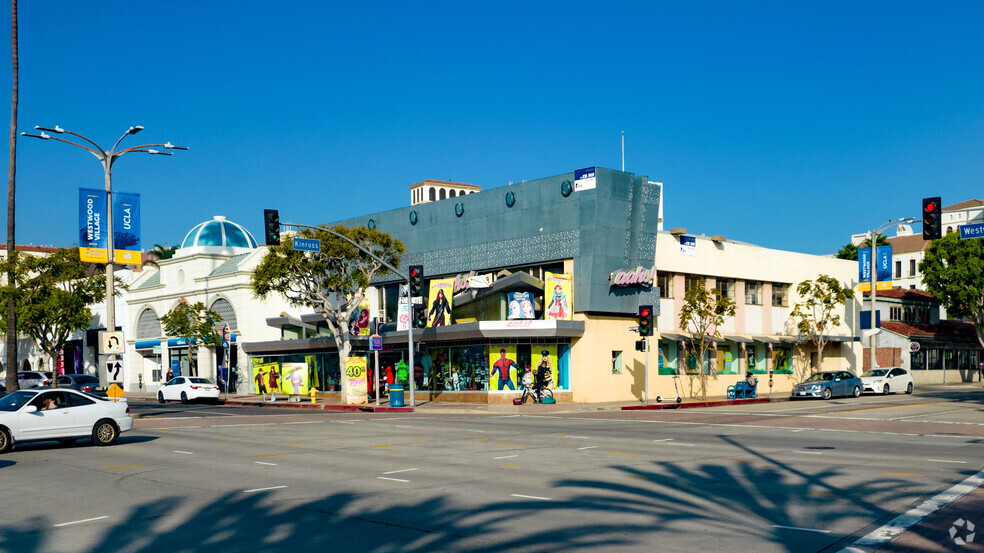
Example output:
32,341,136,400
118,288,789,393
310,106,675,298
860,367,914,395
158,376,220,404
56,374,107,396
0,388,133,453
17,371,52,389
790,371,862,400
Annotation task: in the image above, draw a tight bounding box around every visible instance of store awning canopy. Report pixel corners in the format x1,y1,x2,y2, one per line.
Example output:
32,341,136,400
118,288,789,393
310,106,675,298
723,334,754,343
265,316,316,331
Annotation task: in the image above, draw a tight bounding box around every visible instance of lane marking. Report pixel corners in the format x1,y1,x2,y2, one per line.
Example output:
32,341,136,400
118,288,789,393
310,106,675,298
695,426,711,429
882,472,924,477
399,436,423,439
772,524,831,534
320,430,338,433
54,516,109,528
287,443,305,446
606,451,638,456
367,445,390,449
552,432,568,435
465,429,487,433
472,438,489,441
214,435,231,439
382,468,418,475
394,425,415,428
377,477,410,483
244,486,287,493
494,443,526,447
823,402,944,415
173,450,194,455
793,451,823,455
564,435,590,439
838,469,984,552
577,446,599,450
729,460,768,466
512,494,551,501
494,455,519,460
653,438,673,442
255,453,287,458
255,461,278,466
926,459,967,464
667,442,695,447
378,451,394,455
102,465,142,470
502,463,520,467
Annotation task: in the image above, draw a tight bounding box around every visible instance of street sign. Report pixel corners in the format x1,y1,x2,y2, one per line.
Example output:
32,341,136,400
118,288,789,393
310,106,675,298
107,360,123,381
107,383,124,401
293,238,321,252
411,296,423,305
370,334,383,351
959,222,984,239
100,331,125,355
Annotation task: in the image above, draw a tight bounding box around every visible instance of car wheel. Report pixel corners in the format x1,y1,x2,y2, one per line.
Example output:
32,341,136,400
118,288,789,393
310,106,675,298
882,384,890,395
180,392,189,404
0,427,11,454
906,382,913,394
821,388,833,400
92,420,119,446
57,438,78,446
853,386,862,398
158,391,165,404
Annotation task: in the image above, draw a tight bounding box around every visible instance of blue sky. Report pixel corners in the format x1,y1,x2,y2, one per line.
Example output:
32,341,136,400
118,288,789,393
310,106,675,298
3,1,983,256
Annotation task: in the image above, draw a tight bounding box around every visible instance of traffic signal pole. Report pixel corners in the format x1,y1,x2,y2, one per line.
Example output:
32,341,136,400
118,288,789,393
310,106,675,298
282,221,417,406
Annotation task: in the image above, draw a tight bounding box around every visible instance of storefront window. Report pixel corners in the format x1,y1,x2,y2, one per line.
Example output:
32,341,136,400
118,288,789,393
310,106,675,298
657,341,678,375
911,350,925,370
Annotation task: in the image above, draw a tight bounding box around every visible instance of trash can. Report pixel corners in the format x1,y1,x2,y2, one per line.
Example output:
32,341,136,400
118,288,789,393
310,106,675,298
390,384,405,407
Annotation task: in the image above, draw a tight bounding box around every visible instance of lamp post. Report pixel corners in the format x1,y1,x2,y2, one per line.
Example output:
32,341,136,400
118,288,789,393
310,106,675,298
863,217,915,372
21,125,187,354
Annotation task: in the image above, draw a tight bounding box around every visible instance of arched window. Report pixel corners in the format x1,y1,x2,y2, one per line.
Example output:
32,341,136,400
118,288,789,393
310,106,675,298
439,189,447,200
210,298,239,332
21,359,31,372
136,308,163,339
429,188,436,201
449,190,456,198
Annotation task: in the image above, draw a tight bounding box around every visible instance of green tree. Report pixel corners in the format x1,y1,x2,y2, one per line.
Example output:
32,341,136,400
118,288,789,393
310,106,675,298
251,225,405,395
0,248,109,388
790,275,855,376
679,278,736,401
158,298,221,377
919,232,984,350
835,233,889,261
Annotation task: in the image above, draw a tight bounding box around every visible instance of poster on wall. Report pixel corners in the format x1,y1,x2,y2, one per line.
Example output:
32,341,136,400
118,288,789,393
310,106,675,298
507,291,535,320
532,345,558,390
427,278,454,327
281,362,309,395
488,345,519,391
397,296,410,331
345,356,368,404
305,355,321,391
348,299,372,336
544,272,573,321
252,362,281,394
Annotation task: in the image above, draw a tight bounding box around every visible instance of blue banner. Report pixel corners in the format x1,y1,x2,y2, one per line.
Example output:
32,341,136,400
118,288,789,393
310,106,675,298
113,191,141,265
79,188,108,263
858,246,892,282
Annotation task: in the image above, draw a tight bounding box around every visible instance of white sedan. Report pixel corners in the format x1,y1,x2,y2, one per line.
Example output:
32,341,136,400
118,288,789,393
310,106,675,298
158,376,220,404
0,389,133,453
860,367,914,395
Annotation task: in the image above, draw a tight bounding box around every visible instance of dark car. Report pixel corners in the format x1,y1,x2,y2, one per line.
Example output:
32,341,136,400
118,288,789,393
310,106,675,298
791,370,862,400
56,374,107,396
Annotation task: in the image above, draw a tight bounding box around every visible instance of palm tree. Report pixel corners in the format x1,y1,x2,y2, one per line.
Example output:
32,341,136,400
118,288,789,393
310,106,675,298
142,243,178,269
6,0,19,393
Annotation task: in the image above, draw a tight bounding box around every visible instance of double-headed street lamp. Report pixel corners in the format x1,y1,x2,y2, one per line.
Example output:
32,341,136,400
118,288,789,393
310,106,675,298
21,125,187,347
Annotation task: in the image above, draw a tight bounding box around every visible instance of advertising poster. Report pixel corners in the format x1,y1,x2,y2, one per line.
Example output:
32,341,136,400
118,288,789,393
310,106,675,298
113,191,142,265
507,291,535,320
397,296,410,331
574,167,596,191
488,345,519,391
544,272,573,321
78,188,108,263
345,355,368,404
427,278,454,327
305,355,321,391
348,299,372,336
252,362,281,394
680,235,696,256
532,345,558,390
281,362,309,395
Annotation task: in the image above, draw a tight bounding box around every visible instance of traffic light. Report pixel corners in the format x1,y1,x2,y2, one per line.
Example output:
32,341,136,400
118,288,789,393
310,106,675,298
922,197,942,240
408,265,423,298
263,209,281,246
635,340,646,352
637,305,653,337
413,304,427,329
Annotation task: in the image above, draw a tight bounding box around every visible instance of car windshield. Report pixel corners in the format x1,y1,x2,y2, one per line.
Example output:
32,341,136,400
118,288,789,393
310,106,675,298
862,369,888,377
188,377,213,384
0,390,38,411
805,373,834,382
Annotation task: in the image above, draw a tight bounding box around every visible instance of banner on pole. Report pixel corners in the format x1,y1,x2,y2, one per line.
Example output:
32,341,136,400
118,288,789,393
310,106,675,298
79,188,108,263
113,191,141,265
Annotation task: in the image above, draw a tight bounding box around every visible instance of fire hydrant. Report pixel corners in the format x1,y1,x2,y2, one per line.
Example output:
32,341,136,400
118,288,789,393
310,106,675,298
309,387,319,404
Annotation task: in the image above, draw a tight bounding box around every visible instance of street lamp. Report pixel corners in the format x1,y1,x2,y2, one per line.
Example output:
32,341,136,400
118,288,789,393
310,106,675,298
863,217,915,372
21,125,187,352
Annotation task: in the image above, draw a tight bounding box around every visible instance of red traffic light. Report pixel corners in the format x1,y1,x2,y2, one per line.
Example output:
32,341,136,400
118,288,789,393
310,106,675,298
925,201,936,212
411,267,420,277
640,308,650,317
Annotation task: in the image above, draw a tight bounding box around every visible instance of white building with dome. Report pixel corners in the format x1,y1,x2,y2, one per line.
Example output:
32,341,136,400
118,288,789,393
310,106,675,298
123,215,294,393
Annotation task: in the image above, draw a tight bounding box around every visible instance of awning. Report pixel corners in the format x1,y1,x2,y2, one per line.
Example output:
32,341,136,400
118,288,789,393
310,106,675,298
134,340,162,350
723,334,754,343
752,335,781,344
658,332,688,341
266,316,315,331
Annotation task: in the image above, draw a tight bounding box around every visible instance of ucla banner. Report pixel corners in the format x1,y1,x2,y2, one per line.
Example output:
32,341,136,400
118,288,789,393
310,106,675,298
858,246,892,291
78,188,108,263
113,191,141,265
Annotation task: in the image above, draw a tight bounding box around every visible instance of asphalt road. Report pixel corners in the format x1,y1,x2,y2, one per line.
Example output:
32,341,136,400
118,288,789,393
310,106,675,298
1,386,982,553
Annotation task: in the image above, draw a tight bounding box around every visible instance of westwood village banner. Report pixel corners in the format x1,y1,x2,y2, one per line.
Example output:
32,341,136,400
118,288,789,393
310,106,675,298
79,188,108,263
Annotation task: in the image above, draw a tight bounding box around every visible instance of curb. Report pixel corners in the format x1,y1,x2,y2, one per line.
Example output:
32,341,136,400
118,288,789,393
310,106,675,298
621,397,771,410
223,400,414,413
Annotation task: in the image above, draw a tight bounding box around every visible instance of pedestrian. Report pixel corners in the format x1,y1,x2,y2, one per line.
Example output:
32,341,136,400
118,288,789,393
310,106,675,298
745,371,758,388
165,367,174,382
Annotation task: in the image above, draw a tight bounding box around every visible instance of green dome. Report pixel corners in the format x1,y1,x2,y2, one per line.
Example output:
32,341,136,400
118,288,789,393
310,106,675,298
178,216,258,253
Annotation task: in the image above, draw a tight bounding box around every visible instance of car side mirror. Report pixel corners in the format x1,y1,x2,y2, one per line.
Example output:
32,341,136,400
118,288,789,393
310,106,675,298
834,378,841,382
24,405,38,413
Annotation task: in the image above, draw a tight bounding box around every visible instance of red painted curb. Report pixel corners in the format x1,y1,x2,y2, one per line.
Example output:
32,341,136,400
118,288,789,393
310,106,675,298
621,397,771,410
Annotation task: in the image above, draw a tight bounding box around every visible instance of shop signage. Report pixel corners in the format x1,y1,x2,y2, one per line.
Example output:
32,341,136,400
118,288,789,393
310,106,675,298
452,270,491,294
610,266,656,287
960,222,984,239
680,235,696,256
574,167,596,191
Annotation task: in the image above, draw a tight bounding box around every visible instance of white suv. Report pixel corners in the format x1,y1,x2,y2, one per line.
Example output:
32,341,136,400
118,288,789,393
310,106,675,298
16,371,52,389
860,367,914,395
